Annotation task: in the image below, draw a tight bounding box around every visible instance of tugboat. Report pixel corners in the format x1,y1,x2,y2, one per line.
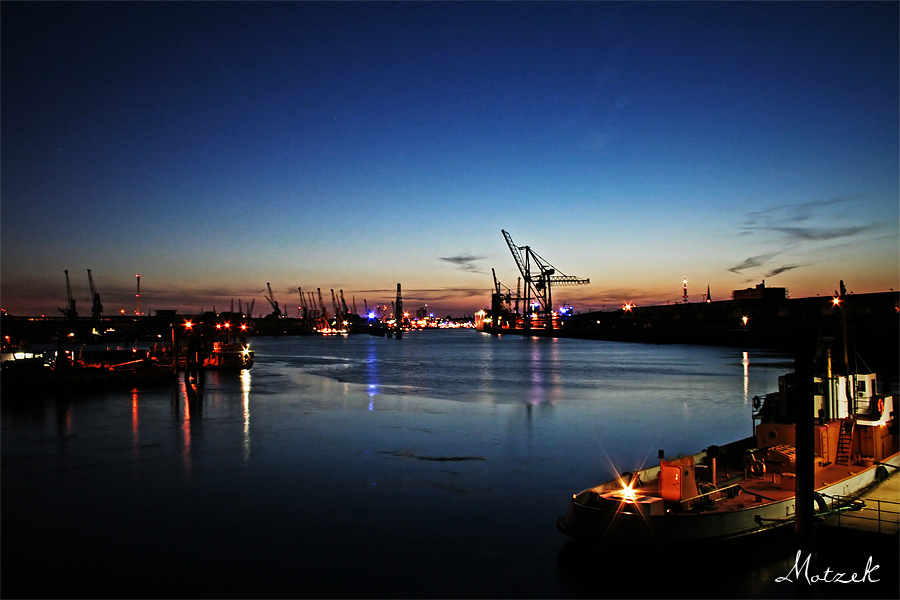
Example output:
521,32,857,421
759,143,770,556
557,366,898,543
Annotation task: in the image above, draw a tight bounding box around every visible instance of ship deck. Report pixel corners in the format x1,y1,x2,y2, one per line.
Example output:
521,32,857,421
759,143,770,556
626,458,889,515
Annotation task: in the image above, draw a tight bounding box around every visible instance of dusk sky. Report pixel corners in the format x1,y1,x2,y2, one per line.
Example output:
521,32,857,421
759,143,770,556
2,1,897,318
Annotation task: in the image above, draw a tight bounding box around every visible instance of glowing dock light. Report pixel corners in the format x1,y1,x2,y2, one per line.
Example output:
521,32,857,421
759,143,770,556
741,315,749,326
184,320,194,330
832,296,841,307
623,302,634,312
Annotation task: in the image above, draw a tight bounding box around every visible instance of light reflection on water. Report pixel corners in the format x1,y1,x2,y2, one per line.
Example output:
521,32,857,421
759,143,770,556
241,368,251,463
3,331,815,598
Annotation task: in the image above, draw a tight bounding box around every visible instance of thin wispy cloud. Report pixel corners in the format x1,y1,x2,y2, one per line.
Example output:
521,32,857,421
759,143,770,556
740,195,870,243
439,254,486,273
765,264,801,278
731,195,875,278
770,225,871,242
742,195,860,227
728,253,778,274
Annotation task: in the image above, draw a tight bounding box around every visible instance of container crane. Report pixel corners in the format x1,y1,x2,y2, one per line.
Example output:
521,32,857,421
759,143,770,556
308,292,319,319
59,270,78,319
298,287,308,319
501,229,589,328
87,269,102,319
330,289,341,326
317,288,329,321
339,290,350,318
265,283,283,318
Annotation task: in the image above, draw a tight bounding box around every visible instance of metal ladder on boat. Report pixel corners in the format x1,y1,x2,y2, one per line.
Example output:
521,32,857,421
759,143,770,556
835,419,855,465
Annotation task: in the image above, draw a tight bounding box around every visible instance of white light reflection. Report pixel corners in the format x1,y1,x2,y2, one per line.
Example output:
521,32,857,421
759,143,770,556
366,339,378,411
528,337,543,405
241,369,251,463
742,351,750,404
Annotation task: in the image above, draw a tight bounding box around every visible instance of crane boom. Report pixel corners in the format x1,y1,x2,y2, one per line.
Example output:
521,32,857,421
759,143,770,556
502,230,529,283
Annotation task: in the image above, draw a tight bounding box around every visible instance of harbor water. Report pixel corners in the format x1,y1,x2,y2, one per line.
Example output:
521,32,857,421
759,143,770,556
2,331,897,598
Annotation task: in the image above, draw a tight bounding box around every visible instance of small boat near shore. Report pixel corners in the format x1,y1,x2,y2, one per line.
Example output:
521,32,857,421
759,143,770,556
557,369,898,544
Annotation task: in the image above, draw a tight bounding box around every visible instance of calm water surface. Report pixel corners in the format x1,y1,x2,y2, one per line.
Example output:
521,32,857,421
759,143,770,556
3,331,894,598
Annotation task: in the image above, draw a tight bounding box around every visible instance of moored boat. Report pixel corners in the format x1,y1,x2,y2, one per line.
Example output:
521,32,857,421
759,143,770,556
203,340,254,369
178,313,254,370
557,369,898,544
1,346,176,393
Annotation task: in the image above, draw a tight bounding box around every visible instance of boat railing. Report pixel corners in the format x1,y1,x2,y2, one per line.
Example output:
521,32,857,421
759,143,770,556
678,482,742,512
823,492,900,535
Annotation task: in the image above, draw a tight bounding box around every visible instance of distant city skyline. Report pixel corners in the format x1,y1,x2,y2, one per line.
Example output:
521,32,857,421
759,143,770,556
2,2,897,317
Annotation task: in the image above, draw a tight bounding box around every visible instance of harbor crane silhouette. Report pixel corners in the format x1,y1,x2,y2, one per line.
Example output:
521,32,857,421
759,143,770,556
501,229,589,328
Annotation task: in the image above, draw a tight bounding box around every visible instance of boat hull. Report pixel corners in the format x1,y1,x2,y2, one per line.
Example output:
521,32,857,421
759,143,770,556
557,452,900,544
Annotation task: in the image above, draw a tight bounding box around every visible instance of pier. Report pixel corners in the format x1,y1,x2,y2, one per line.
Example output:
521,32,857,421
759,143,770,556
822,469,900,536
479,288,899,374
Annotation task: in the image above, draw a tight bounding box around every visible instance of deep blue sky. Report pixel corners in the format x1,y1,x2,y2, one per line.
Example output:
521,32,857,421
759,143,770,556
2,1,897,317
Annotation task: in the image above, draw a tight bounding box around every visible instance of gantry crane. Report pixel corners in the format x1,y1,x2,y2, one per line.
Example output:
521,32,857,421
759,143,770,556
59,269,78,319
501,229,589,328
87,269,102,319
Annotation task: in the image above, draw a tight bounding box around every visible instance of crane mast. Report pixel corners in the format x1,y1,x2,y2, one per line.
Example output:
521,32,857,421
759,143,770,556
317,288,328,321
330,289,341,325
265,282,282,318
87,269,102,319
308,292,319,319
339,290,350,319
500,229,589,328
298,287,307,319
59,270,77,319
